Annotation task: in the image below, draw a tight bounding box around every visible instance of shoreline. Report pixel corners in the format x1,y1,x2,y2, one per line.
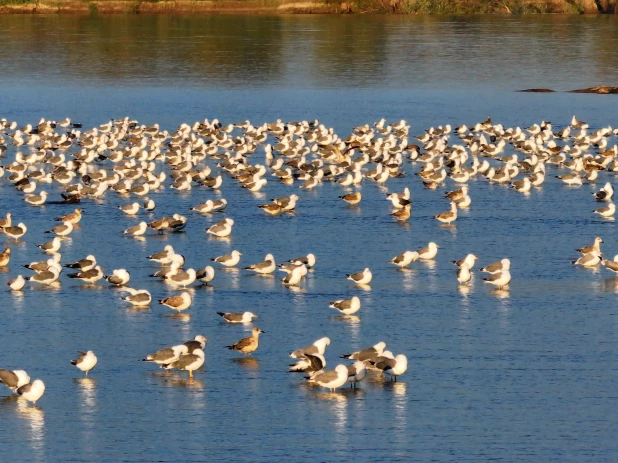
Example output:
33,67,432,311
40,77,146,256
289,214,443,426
0,0,616,15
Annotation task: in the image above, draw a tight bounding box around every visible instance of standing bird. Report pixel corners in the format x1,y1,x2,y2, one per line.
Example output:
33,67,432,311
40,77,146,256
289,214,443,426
7,275,26,291
339,192,362,205
307,365,349,392
16,380,45,406
434,202,458,224
159,291,192,313
0,247,11,267
225,327,264,356
55,208,83,224
457,262,472,285
104,269,131,286
452,254,478,269
164,349,205,379
141,344,188,367
392,204,411,221
390,250,419,268
206,218,234,237
417,242,439,260
70,351,98,376
346,361,367,388
593,182,614,201
346,268,372,285
244,253,275,274
217,312,258,323
289,353,325,377
329,296,361,315
0,369,30,393
196,266,215,284
1,222,27,240
593,203,616,218
374,354,408,382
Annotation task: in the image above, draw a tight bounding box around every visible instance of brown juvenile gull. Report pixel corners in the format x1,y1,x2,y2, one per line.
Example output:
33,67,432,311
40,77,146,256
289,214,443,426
55,208,83,224
0,247,11,267
225,327,264,356
577,237,603,255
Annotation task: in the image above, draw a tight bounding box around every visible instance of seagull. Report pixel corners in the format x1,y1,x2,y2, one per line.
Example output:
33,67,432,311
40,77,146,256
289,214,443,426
159,292,192,312
434,202,458,224
164,268,197,287
346,268,372,285
483,269,512,288
290,337,331,359
206,218,234,237
329,296,361,315
65,255,96,271
392,204,411,221
593,203,616,218
0,369,30,393
196,266,215,284
0,248,11,267
577,237,603,255
1,222,27,240
258,203,283,215
289,353,325,377
457,262,472,285
572,251,602,267
374,354,408,382
225,327,264,356
26,268,60,285
341,341,386,361
7,275,25,291
67,266,104,284
147,245,176,265
121,288,152,306
417,242,439,260
36,237,61,253
211,250,242,267
183,335,208,353
272,194,299,212
287,253,316,268
452,254,478,269
217,311,258,323
164,348,205,379
480,258,511,274
601,255,618,275
390,250,419,268
307,365,348,392
121,222,147,236
339,192,362,205
104,269,131,286
386,188,411,208
24,191,48,206
142,344,189,367
244,254,275,274
594,182,614,201
281,264,306,285
16,380,45,406
119,203,140,215
45,221,73,237
70,351,98,376
346,361,367,388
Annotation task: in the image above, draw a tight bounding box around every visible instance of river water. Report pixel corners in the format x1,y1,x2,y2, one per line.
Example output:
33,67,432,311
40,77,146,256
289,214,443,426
1,14,618,463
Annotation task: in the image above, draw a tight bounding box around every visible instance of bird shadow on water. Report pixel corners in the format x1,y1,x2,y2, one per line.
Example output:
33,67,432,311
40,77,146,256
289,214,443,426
148,371,205,389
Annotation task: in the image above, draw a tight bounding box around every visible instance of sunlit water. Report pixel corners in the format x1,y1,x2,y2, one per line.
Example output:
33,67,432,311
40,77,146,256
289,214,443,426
0,14,618,463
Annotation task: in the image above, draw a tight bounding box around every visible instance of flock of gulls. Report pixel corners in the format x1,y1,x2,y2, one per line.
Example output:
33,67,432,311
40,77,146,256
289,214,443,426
1,113,617,406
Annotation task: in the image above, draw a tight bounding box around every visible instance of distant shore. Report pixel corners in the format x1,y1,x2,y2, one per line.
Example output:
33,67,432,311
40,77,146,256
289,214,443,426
0,0,616,15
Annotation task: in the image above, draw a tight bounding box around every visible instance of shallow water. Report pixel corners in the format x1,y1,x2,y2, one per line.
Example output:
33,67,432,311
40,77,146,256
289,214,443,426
1,14,618,463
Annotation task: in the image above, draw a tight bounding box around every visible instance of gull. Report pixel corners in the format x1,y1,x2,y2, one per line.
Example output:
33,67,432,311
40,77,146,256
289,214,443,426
196,266,215,284
0,247,11,267
339,192,362,205
594,182,614,201
212,199,227,211
67,266,104,283
341,342,387,361
244,253,275,274
556,173,582,186
272,194,299,211
143,199,156,211
479,258,511,274
7,275,26,291
148,217,170,234
445,185,468,201
165,268,197,287
375,354,408,382
577,237,603,255
121,222,147,236
206,218,234,237
346,268,372,285
511,177,531,193
457,262,472,284
119,203,140,215
121,288,152,306
287,253,316,268
164,349,205,379
483,269,512,288
392,204,411,221
191,200,215,213
386,187,411,208
183,335,208,353
104,269,131,286
281,264,306,285
289,353,325,377
434,202,457,224
26,268,60,285
45,221,73,237
417,242,439,260
24,191,48,206
390,250,419,268
346,361,367,388
159,291,192,312
225,327,264,356
37,237,61,253
258,203,283,215
0,213,12,228
329,296,361,315
55,208,83,224
142,344,189,367
16,380,45,406
24,255,61,273
572,251,601,267
290,337,331,359
150,261,183,279
452,253,478,269
65,255,96,271
148,246,176,264
593,203,615,218
601,255,618,275
211,250,242,267
0,369,30,393
217,311,258,323
307,365,348,392
70,350,98,376
1,222,27,240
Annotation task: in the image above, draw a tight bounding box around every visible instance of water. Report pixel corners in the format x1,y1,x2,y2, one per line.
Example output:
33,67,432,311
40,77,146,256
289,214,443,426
1,14,618,463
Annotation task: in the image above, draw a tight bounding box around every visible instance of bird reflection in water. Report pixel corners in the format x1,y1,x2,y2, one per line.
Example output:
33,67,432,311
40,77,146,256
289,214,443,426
31,282,61,291
490,288,510,300
356,284,371,292
150,371,205,389
75,377,97,408
233,357,259,370
601,277,618,294
399,268,417,292
17,399,46,460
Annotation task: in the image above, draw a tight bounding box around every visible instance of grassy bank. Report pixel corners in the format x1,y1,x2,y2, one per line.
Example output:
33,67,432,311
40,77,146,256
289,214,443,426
0,0,615,14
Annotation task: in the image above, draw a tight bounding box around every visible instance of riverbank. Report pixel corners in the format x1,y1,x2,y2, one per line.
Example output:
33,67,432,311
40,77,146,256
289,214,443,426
0,0,616,15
